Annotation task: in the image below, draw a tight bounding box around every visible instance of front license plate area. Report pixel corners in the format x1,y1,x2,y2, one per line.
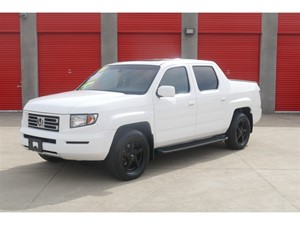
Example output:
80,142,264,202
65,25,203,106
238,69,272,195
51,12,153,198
28,139,43,152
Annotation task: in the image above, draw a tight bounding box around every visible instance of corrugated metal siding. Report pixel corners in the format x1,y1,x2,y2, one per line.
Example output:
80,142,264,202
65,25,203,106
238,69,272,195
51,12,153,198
198,13,261,82
118,13,181,33
278,13,300,34
0,13,20,32
37,13,100,32
118,33,181,61
276,13,300,111
198,13,261,34
198,34,260,81
0,13,21,110
118,13,181,61
276,35,300,111
37,13,101,96
38,33,100,96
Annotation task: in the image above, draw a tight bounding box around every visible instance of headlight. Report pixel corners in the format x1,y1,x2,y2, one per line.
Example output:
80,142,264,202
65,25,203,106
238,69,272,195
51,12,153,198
70,114,98,128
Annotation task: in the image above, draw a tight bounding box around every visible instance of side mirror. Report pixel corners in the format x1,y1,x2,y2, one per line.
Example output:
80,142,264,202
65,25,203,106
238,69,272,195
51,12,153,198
157,86,176,98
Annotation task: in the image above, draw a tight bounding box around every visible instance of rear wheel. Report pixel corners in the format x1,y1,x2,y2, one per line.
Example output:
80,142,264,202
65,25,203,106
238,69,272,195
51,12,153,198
225,112,251,150
38,153,64,162
105,130,149,181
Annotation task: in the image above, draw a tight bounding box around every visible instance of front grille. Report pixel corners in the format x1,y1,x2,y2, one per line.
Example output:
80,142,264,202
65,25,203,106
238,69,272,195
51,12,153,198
28,113,59,132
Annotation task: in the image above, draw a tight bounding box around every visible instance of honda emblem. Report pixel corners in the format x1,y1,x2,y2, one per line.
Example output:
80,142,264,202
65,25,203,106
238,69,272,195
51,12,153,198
37,117,45,128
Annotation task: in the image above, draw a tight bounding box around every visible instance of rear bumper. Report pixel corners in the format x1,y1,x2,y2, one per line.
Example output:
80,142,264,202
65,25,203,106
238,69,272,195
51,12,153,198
20,127,115,161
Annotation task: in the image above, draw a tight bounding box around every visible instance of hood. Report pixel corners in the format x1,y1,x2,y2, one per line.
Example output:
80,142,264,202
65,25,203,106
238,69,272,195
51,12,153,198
24,90,135,114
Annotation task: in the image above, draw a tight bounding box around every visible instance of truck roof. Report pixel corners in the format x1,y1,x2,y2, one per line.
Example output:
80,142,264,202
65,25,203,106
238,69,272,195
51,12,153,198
109,58,215,66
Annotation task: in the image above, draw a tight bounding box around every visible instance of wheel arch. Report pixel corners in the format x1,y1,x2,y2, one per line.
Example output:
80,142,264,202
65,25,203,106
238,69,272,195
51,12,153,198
112,122,155,160
229,107,253,133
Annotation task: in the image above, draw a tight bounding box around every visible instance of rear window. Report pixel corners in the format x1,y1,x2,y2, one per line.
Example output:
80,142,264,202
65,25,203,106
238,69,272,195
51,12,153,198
193,66,219,91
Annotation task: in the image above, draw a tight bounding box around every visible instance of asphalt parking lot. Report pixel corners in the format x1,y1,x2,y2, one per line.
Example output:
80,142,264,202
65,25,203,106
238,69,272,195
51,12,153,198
0,112,299,212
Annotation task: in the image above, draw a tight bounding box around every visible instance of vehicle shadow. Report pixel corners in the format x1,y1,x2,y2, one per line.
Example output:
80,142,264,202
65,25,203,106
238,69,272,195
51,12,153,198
0,143,235,211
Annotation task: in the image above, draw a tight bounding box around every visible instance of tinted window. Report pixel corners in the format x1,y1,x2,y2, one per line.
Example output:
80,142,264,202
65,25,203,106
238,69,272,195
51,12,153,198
159,67,190,94
193,66,219,91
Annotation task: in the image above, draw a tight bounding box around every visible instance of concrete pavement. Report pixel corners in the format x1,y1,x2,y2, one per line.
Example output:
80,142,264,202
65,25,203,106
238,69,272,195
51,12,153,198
0,113,299,212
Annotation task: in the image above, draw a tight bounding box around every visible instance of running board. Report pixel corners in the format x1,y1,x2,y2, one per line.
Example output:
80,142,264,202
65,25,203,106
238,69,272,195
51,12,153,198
155,134,227,154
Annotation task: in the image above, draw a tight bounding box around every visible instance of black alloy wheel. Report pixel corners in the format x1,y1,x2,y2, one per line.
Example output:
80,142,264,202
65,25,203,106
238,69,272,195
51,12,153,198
105,130,149,181
121,141,144,173
235,118,249,146
225,112,251,150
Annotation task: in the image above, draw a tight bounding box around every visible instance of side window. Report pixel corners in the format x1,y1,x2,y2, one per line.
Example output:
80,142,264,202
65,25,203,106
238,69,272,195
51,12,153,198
193,66,219,91
159,67,190,94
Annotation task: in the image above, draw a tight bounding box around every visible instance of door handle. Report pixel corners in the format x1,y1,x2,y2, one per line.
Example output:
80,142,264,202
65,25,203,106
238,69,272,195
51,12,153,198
221,97,226,102
188,100,195,106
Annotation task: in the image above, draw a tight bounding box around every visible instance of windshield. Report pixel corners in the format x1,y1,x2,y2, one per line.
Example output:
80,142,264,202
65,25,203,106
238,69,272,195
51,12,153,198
78,64,160,94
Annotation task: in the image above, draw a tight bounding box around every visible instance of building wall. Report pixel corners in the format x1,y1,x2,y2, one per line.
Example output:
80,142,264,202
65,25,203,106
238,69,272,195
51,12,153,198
0,13,299,112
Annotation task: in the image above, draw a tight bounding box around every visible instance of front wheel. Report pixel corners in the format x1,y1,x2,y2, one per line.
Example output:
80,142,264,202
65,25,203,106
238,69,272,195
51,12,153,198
105,130,150,181
225,112,251,150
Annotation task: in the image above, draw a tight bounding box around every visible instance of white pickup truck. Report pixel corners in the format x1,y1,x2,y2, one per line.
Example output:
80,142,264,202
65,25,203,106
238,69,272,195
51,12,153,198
20,59,261,180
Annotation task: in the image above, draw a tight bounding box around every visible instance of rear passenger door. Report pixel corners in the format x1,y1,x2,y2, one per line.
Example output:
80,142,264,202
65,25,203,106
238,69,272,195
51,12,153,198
153,66,197,147
192,65,227,138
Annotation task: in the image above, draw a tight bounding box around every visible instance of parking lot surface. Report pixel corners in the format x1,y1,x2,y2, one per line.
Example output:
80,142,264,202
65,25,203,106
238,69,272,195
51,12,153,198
0,113,299,212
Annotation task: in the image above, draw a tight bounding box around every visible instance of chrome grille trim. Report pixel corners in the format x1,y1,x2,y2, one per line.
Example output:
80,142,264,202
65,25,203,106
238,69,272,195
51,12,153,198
28,113,59,132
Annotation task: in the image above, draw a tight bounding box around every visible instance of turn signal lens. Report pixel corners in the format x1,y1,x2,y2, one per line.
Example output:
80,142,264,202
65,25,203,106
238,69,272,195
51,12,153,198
87,114,98,125
70,114,98,128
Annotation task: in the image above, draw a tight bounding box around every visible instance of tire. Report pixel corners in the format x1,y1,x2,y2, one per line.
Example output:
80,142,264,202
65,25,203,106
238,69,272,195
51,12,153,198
225,112,251,150
105,130,150,181
38,153,64,162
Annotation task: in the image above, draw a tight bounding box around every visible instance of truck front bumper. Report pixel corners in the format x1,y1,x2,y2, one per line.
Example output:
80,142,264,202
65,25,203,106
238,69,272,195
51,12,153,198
20,127,115,161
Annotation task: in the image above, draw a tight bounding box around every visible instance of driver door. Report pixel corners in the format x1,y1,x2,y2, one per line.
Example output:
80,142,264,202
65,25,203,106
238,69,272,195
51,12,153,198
153,66,197,147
